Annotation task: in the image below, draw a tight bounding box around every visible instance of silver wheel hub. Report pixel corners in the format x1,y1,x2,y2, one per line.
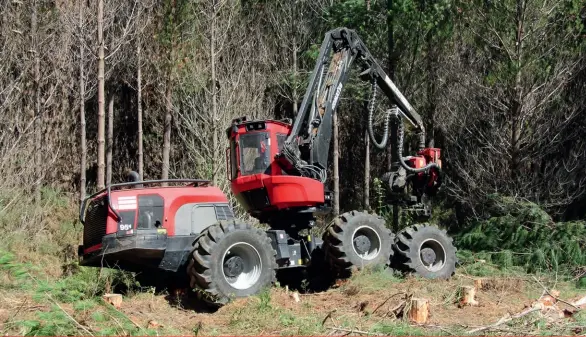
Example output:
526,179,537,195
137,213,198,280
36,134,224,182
351,225,381,261
418,238,446,272
222,242,262,290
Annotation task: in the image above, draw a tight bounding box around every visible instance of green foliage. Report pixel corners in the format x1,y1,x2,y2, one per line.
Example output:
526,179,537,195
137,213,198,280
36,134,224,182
457,194,586,273
372,177,385,213
23,306,80,336
256,288,272,313
370,321,433,336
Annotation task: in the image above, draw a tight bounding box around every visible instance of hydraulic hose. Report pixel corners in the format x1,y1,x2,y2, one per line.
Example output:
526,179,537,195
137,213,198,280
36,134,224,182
391,108,440,174
367,79,391,149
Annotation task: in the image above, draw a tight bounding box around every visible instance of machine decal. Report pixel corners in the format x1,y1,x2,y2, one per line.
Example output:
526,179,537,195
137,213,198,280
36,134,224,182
117,196,137,210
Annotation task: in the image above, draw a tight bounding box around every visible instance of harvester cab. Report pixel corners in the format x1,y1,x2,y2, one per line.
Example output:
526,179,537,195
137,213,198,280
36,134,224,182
226,116,332,223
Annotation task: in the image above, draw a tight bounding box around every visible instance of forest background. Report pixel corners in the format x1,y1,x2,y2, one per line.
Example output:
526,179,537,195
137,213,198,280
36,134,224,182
1,0,586,273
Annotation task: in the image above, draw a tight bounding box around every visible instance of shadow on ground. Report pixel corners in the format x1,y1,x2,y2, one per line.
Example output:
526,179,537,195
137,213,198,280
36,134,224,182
104,247,341,313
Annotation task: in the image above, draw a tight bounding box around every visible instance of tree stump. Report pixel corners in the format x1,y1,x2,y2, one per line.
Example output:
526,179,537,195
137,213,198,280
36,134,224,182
474,278,484,290
459,286,479,307
408,298,430,324
103,293,122,309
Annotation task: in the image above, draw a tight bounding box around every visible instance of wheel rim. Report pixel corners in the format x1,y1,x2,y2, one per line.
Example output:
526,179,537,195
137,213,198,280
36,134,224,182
418,239,446,272
351,225,381,261
222,242,262,290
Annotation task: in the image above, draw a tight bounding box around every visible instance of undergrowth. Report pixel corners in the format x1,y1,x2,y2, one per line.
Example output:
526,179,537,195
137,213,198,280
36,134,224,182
456,194,586,275
0,250,155,336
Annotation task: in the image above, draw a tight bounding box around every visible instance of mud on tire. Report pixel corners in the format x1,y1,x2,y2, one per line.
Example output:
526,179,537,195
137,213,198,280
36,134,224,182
187,220,277,307
322,210,394,276
392,223,457,280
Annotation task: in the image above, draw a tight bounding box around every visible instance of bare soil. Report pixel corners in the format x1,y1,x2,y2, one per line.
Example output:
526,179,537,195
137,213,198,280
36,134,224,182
107,272,557,335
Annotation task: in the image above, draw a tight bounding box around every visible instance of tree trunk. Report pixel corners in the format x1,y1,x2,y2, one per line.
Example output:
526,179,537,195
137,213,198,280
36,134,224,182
32,0,42,203
162,0,177,185
333,108,340,216
292,35,298,115
106,95,113,185
210,0,218,185
364,129,370,210
510,0,525,181
364,0,371,210
79,0,86,202
137,41,144,181
162,80,172,184
426,33,436,148
97,0,106,190
386,0,395,171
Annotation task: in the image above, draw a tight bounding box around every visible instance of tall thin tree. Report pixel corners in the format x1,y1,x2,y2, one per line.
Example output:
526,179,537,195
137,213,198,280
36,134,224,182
97,0,106,190
333,108,340,216
210,0,219,185
79,0,87,201
32,0,42,203
137,40,144,180
106,95,114,185
162,0,177,184
363,0,372,210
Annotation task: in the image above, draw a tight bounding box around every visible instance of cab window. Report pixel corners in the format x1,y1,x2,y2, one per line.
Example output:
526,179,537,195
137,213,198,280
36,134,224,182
239,132,271,175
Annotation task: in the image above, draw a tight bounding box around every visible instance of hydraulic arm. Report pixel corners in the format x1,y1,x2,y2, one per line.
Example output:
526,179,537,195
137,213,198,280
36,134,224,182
276,27,439,184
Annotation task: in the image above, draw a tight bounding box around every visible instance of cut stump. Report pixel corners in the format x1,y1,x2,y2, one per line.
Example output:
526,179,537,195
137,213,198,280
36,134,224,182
459,285,479,307
474,278,484,290
408,298,430,324
103,293,122,309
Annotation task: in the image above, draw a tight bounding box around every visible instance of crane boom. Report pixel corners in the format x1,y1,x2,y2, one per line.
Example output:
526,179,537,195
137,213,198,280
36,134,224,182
279,27,426,180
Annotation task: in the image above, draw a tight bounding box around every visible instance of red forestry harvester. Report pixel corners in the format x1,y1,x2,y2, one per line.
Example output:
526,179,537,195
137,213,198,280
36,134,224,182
78,27,457,306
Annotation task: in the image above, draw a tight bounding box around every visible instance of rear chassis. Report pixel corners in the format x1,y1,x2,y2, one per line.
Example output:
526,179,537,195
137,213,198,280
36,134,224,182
78,179,220,274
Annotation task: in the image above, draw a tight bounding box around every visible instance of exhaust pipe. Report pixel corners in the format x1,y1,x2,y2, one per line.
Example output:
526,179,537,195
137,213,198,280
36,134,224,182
126,170,143,188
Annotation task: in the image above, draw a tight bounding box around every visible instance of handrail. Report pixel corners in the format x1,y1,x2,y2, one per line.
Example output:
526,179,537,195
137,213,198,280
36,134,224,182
79,178,211,225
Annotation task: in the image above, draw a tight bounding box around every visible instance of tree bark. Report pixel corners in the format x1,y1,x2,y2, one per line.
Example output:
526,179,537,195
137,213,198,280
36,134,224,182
510,0,525,181
426,32,436,148
106,95,113,185
211,0,218,185
79,0,86,202
292,34,298,115
97,0,106,190
32,0,42,203
162,0,177,185
333,108,340,216
386,0,395,171
364,0,371,210
137,41,143,180
364,129,370,210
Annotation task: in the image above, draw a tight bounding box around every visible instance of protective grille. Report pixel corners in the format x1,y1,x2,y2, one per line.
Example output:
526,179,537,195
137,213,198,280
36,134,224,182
215,205,234,221
83,197,108,249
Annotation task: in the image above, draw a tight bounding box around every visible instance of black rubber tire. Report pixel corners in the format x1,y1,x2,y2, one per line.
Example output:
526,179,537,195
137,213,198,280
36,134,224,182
392,223,457,280
322,210,394,276
187,220,277,307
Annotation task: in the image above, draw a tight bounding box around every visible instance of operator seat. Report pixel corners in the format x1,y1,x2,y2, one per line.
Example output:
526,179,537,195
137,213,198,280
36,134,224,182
253,157,265,172
253,156,271,174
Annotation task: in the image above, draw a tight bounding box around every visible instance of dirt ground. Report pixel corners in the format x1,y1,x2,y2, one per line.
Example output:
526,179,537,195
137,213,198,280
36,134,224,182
107,270,580,335
2,266,585,336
